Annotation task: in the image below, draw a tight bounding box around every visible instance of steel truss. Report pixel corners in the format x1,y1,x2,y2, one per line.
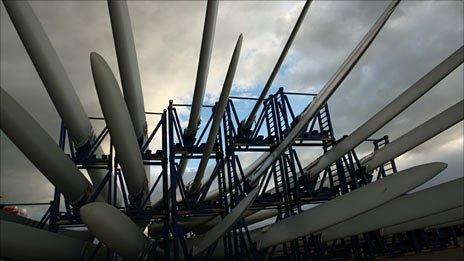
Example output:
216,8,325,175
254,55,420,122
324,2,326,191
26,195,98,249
6,88,461,261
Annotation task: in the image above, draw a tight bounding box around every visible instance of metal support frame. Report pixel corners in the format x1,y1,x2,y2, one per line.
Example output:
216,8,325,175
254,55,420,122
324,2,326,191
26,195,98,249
3,88,461,260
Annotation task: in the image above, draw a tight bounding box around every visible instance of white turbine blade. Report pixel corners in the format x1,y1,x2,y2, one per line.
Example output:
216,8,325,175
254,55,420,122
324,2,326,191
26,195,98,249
90,52,148,203
108,0,147,140
185,0,219,137
313,98,463,188
80,202,148,259
363,100,463,172
381,206,464,236
179,0,219,175
218,1,459,217
2,0,92,147
426,219,464,231
319,177,464,242
241,0,312,130
203,151,270,202
0,209,94,242
248,0,401,185
190,34,243,194
253,162,446,249
3,0,114,200
243,208,279,225
304,46,464,179
192,186,260,256
191,208,265,235
308,98,464,188
192,1,400,251
0,220,103,260
0,88,96,205
108,0,150,187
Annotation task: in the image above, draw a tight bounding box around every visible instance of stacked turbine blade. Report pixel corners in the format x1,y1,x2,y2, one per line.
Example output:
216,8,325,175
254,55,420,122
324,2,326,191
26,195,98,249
193,1,401,253
193,186,261,256
276,98,464,191
108,0,147,142
381,206,464,236
2,0,92,147
178,0,219,175
362,99,464,172
90,52,148,203
0,220,103,260
0,88,97,205
248,0,401,186
1,0,463,259
252,162,446,249
241,0,312,130
203,151,270,202
0,210,94,241
190,34,243,195
303,46,464,179
80,202,148,259
3,0,114,201
108,0,151,193
319,177,464,242
221,80,464,230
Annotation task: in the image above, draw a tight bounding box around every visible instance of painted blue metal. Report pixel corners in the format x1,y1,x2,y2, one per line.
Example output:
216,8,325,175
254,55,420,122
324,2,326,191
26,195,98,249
7,89,459,260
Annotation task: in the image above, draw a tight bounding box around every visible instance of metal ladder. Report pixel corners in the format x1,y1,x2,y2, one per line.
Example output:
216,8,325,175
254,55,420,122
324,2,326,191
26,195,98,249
316,104,341,191
373,136,398,179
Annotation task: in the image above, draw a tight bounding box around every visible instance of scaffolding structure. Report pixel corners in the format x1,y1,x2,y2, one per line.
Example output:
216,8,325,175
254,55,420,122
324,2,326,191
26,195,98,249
3,88,461,260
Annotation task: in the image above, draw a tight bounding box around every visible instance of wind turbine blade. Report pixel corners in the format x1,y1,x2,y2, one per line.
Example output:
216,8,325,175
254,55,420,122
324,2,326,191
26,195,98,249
241,0,312,130
313,99,464,188
108,0,150,187
319,177,464,242
0,220,103,260
150,207,266,236
0,88,96,205
192,186,260,256
0,209,94,242
90,52,148,203
381,206,464,236
80,202,148,259
253,162,446,249
193,1,400,250
190,34,243,194
2,0,92,147
203,151,270,202
304,46,464,179
144,101,463,244
248,0,401,186
108,0,147,140
244,208,280,225
2,0,112,200
185,0,219,137
179,0,219,175
196,164,450,256
270,95,461,194
426,219,464,231
363,100,464,172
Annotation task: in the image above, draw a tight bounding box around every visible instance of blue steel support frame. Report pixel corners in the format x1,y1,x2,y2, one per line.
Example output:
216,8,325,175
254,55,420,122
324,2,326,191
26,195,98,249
4,88,460,261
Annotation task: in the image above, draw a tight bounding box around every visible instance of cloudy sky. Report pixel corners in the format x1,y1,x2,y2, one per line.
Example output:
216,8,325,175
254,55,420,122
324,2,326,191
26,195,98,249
1,1,463,220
